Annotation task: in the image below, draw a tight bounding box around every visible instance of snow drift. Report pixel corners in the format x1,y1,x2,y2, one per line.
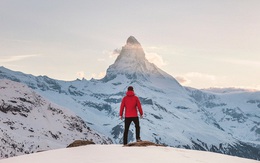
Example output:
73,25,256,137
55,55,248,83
0,145,258,163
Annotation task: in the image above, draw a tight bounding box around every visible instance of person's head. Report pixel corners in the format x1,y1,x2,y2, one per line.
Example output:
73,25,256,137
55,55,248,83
128,86,134,91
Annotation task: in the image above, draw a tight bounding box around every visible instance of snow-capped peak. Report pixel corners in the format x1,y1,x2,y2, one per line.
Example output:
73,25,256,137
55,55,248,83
102,36,180,85
126,35,141,46
114,36,146,66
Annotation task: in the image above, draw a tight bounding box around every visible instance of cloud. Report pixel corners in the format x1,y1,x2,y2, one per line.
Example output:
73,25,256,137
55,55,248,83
76,71,85,79
109,49,121,58
176,72,216,85
103,49,167,69
177,72,260,90
90,72,106,79
175,72,218,88
175,76,191,85
256,85,260,91
146,52,167,68
0,54,40,63
99,49,121,62
102,49,121,59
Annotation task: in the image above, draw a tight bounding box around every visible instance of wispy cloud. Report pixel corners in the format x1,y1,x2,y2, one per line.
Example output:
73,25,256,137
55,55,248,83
102,49,121,60
176,72,260,91
175,76,191,85
90,72,106,79
76,71,85,79
109,49,121,58
102,48,167,68
76,71,106,80
0,54,40,63
256,85,260,91
77,71,106,80
99,49,121,62
176,72,218,86
146,52,167,68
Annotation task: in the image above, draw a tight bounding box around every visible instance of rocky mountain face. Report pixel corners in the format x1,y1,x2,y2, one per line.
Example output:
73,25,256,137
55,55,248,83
0,79,111,159
0,36,259,160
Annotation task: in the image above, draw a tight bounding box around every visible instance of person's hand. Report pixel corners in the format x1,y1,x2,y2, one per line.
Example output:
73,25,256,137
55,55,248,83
140,115,143,119
120,116,123,120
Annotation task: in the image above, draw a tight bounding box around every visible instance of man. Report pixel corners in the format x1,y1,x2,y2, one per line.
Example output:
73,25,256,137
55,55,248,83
120,86,143,145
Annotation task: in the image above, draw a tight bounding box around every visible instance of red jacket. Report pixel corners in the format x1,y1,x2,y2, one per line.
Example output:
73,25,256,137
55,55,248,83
120,91,143,117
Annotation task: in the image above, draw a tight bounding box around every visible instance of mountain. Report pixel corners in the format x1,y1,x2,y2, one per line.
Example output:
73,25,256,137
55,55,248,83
0,36,260,160
104,36,179,82
102,36,183,94
0,79,111,159
0,145,259,163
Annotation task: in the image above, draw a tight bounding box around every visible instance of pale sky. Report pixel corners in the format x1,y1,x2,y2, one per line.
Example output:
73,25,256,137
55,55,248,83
0,0,260,90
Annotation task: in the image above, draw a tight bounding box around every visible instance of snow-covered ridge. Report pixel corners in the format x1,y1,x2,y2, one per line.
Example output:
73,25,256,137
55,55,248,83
0,79,111,159
201,87,259,94
0,145,258,163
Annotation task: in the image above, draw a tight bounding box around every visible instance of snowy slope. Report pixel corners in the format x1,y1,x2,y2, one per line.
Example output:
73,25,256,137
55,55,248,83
0,79,111,159
0,145,258,163
0,36,260,160
187,88,260,145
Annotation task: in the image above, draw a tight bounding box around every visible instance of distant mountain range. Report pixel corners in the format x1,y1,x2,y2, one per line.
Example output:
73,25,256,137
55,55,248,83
0,36,259,160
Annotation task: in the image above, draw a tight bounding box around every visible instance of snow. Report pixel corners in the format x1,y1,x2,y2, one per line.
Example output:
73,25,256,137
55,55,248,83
0,79,111,158
105,36,179,86
0,145,258,163
0,36,260,160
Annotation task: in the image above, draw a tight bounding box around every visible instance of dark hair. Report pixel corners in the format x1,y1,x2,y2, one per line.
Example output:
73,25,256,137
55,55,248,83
128,86,134,91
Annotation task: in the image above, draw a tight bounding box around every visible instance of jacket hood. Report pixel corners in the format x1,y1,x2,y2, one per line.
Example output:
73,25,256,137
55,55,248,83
126,91,135,96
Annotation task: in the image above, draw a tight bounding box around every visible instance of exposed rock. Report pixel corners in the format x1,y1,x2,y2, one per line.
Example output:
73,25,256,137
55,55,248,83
67,140,95,148
125,141,165,147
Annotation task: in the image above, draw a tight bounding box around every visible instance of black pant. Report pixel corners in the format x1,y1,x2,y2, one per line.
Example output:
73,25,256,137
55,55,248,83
123,117,140,145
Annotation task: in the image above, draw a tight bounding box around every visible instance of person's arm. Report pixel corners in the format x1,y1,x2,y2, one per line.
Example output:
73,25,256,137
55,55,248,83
119,98,125,119
136,97,143,118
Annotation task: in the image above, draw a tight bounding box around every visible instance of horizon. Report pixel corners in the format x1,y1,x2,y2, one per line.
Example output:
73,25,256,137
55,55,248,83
0,1,260,90
1,65,258,92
